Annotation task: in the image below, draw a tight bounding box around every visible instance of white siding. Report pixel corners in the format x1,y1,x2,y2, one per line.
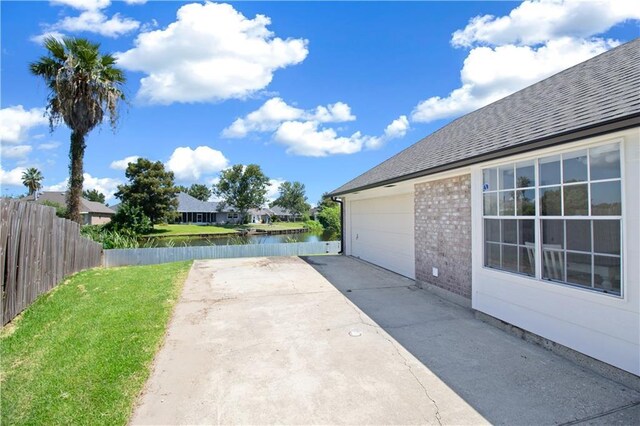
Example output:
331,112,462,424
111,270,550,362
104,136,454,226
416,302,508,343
346,193,415,279
471,128,640,374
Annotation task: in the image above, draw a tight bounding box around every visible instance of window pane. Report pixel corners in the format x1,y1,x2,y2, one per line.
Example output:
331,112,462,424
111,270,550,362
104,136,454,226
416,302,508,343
499,165,515,190
540,186,561,215
542,249,565,281
502,245,518,273
563,150,588,183
518,219,535,245
485,243,500,268
590,144,620,180
564,184,588,215
566,220,591,252
485,219,500,243
519,246,535,276
540,155,561,186
542,219,564,248
594,255,621,295
483,168,498,191
501,219,517,244
483,192,497,215
516,161,535,188
566,252,592,288
593,220,620,255
499,191,515,216
517,189,536,215
591,181,621,215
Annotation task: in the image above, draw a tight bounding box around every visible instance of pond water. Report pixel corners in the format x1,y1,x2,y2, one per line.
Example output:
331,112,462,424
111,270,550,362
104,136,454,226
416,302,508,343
142,231,338,248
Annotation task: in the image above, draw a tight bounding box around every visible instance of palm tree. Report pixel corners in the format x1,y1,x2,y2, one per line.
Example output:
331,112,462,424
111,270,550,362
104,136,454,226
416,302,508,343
30,37,125,223
22,168,44,196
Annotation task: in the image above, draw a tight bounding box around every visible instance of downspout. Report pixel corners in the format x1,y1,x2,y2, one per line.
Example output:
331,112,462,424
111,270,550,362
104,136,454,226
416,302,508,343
331,196,344,255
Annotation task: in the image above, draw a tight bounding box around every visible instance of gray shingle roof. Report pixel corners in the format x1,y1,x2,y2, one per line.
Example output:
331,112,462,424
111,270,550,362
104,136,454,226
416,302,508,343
32,192,115,215
330,38,640,196
176,192,221,212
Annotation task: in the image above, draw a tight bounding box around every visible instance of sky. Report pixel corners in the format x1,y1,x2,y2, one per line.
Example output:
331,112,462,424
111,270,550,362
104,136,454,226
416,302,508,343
1,0,638,205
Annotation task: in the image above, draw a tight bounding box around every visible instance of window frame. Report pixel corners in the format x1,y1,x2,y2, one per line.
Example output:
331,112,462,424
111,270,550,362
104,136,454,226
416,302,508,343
481,139,625,298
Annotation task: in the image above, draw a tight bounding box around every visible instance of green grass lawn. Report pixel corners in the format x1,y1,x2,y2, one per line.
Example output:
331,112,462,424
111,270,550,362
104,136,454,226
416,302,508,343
145,224,238,236
0,261,192,426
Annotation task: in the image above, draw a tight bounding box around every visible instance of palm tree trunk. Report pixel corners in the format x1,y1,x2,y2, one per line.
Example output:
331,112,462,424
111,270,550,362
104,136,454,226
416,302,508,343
67,131,86,224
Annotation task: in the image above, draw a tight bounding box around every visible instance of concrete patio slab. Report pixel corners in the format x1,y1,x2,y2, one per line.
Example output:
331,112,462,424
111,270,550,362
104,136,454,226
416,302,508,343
130,256,640,425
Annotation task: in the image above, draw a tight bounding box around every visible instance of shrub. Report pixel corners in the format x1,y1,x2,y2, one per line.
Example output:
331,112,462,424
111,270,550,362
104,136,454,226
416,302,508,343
41,200,68,219
108,203,152,235
303,219,324,233
318,205,341,237
81,225,140,249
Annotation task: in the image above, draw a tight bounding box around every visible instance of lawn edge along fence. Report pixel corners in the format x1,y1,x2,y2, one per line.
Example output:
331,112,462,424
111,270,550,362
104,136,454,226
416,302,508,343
0,199,102,325
104,241,341,267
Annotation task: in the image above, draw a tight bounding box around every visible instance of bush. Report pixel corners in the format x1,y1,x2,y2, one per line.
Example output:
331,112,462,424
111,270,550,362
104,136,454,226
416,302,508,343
318,205,341,237
41,200,68,219
303,219,323,233
81,225,140,249
107,203,152,235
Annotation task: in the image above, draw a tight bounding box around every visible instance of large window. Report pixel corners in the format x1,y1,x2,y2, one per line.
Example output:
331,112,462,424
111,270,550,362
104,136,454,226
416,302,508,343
482,143,622,296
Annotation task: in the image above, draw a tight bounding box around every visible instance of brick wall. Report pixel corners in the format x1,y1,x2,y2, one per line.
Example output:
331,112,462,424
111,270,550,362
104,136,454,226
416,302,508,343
414,174,472,299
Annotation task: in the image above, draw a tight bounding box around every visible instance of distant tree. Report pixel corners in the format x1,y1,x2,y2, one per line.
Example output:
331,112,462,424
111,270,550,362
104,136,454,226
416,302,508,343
213,164,270,223
175,185,188,193
317,192,338,211
271,181,310,219
30,37,125,223
187,183,212,202
22,167,43,196
115,158,179,224
83,189,106,204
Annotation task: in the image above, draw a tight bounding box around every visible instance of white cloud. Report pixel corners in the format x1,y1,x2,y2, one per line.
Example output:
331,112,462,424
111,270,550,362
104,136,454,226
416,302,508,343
166,146,229,181
452,0,640,47
273,121,369,157
46,173,122,202
225,98,407,156
0,166,27,187
412,37,617,123
116,2,308,104
38,142,61,150
222,97,355,138
31,31,65,44
124,0,146,4
53,10,140,38
409,0,640,124
0,106,47,144
1,145,32,159
266,178,285,203
50,0,111,11
110,155,140,170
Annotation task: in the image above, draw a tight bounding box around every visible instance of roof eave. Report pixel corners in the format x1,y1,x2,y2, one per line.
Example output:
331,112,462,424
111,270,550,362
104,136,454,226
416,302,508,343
329,113,640,197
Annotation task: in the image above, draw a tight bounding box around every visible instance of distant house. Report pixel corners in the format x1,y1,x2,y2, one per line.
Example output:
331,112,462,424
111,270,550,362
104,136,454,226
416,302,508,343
29,191,115,225
328,40,639,375
270,205,303,222
248,208,273,224
174,192,241,224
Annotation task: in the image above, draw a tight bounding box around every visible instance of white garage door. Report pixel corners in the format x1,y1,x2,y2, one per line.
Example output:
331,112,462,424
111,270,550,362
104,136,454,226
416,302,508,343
349,193,415,279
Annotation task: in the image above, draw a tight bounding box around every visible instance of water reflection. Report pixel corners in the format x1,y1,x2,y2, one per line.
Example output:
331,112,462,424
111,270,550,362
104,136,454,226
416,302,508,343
143,231,337,248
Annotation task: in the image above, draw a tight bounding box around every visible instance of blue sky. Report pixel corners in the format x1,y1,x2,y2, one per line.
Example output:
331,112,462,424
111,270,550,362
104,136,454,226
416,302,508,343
1,1,638,205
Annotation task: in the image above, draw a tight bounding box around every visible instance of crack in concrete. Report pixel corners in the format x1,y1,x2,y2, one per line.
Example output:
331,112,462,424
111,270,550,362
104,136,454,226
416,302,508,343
341,297,443,426
558,400,640,425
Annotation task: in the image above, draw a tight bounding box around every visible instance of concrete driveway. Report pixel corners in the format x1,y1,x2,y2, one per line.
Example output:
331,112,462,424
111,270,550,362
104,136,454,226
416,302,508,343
131,256,640,425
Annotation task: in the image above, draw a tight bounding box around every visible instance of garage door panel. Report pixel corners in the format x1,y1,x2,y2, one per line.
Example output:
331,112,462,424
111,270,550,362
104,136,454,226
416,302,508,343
349,194,415,279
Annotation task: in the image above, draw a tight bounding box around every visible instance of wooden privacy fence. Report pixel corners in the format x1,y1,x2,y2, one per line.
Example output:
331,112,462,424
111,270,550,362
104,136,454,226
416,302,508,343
0,199,102,325
104,241,341,267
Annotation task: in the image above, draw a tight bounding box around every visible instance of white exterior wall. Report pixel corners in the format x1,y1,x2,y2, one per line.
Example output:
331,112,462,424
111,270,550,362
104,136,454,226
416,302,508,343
471,128,640,374
344,191,415,279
